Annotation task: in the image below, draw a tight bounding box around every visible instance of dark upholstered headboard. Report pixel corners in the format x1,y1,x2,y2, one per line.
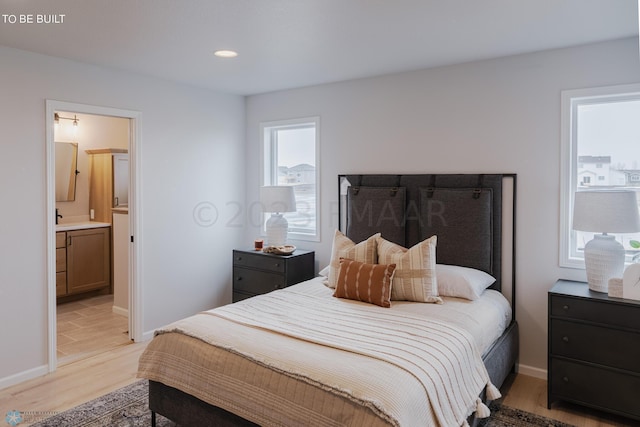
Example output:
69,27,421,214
338,174,516,301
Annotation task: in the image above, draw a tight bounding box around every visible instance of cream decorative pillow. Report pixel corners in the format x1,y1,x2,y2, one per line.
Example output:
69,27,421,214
436,264,496,300
333,259,396,308
377,235,442,303
327,230,380,289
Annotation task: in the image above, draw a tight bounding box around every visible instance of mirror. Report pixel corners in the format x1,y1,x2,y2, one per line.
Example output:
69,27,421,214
55,142,79,202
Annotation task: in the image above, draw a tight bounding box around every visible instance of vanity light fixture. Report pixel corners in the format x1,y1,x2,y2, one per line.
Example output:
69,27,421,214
54,112,79,127
214,49,238,58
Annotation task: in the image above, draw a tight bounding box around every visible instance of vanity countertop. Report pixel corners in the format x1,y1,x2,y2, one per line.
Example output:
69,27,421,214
56,221,111,232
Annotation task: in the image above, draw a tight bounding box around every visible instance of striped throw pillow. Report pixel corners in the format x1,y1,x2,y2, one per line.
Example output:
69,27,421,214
377,235,442,303
334,259,396,308
327,230,380,289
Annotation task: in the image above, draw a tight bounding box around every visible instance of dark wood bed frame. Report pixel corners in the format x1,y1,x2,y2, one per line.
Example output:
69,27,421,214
149,173,519,427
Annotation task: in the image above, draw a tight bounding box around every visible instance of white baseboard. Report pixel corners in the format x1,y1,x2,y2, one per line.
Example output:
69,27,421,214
141,329,156,342
0,364,48,391
517,363,547,380
112,305,129,317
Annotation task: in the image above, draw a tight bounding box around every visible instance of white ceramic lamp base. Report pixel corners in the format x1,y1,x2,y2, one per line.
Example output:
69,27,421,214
265,213,288,246
584,234,625,293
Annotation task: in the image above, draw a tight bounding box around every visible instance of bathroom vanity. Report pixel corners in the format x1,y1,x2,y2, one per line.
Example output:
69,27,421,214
56,222,111,299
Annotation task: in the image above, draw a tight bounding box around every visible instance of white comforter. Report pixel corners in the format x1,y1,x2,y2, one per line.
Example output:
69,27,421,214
141,277,510,427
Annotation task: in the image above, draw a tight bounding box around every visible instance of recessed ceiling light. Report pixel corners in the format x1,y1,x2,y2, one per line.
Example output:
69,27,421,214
214,50,238,58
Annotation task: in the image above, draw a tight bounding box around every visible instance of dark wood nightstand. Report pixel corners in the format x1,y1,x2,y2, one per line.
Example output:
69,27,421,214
548,279,640,421
232,248,315,302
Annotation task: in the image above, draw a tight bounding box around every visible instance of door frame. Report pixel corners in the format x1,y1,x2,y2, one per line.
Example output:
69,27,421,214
45,100,143,372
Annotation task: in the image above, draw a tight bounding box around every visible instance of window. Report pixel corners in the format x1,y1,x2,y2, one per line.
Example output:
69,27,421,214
261,117,320,241
560,84,640,268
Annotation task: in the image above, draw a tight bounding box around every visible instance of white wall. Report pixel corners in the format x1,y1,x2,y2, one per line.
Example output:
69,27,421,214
0,46,245,387
245,37,640,376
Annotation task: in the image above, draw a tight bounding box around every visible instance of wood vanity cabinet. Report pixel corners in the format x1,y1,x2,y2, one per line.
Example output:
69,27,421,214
56,227,111,298
55,232,67,297
86,149,128,223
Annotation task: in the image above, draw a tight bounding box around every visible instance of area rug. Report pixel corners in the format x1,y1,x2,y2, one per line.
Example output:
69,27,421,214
28,380,175,427
28,380,575,427
479,401,576,427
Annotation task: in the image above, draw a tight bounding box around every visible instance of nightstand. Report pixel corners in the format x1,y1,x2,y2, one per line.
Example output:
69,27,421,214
548,279,640,421
232,248,315,302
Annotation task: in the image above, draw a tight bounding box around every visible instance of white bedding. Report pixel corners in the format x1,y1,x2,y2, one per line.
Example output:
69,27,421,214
139,276,511,427
298,277,512,356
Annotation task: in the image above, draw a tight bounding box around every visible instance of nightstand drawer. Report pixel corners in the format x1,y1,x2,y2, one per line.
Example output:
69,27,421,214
233,267,285,294
233,252,286,273
550,358,640,419
233,291,255,303
550,295,640,331
550,319,640,374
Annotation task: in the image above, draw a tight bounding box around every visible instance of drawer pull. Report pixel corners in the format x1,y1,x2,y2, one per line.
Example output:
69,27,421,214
236,277,242,281
237,257,242,261
563,305,569,311
563,376,569,383
562,336,569,343
274,263,280,268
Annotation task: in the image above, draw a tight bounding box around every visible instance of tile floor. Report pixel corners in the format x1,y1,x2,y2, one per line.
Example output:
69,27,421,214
57,294,131,365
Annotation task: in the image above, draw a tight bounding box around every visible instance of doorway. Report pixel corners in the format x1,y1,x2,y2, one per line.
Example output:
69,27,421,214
45,100,142,372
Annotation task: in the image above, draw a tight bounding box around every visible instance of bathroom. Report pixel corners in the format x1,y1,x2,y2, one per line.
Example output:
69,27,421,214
54,111,131,362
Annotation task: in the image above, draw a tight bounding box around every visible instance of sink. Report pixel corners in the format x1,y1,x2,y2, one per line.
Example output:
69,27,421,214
56,221,110,231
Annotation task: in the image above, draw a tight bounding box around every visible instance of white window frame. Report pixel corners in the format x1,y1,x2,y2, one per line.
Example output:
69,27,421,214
560,83,640,268
260,117,320,242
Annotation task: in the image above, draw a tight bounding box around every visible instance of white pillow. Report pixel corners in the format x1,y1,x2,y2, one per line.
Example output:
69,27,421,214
318,265,330,277
436,264,496,300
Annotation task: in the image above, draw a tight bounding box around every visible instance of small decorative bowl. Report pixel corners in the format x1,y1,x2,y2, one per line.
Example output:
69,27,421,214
263,245,296,255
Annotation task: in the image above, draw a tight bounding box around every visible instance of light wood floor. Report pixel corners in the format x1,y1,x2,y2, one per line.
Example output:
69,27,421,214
0,342,147,426
0,341,636,426
57,294,131,364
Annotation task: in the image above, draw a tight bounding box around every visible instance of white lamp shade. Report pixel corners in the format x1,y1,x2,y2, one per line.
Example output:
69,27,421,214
573,190,640,234
260,186,296,213
573,190,640,292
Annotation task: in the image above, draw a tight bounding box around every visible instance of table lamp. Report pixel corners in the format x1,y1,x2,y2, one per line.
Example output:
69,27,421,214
573,190,640,292
260,186,296,246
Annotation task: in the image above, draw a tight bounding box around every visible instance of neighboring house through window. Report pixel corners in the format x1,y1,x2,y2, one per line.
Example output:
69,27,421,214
261,117,320,241
560,83,640,268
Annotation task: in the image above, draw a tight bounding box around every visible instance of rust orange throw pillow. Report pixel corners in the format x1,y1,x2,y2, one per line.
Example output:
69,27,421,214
334,259,396,308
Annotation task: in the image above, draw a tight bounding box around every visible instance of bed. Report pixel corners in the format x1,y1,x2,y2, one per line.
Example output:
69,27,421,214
138,173,519,427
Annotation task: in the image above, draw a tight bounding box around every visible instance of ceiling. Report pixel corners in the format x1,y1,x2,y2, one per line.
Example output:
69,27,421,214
0,0,637,95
